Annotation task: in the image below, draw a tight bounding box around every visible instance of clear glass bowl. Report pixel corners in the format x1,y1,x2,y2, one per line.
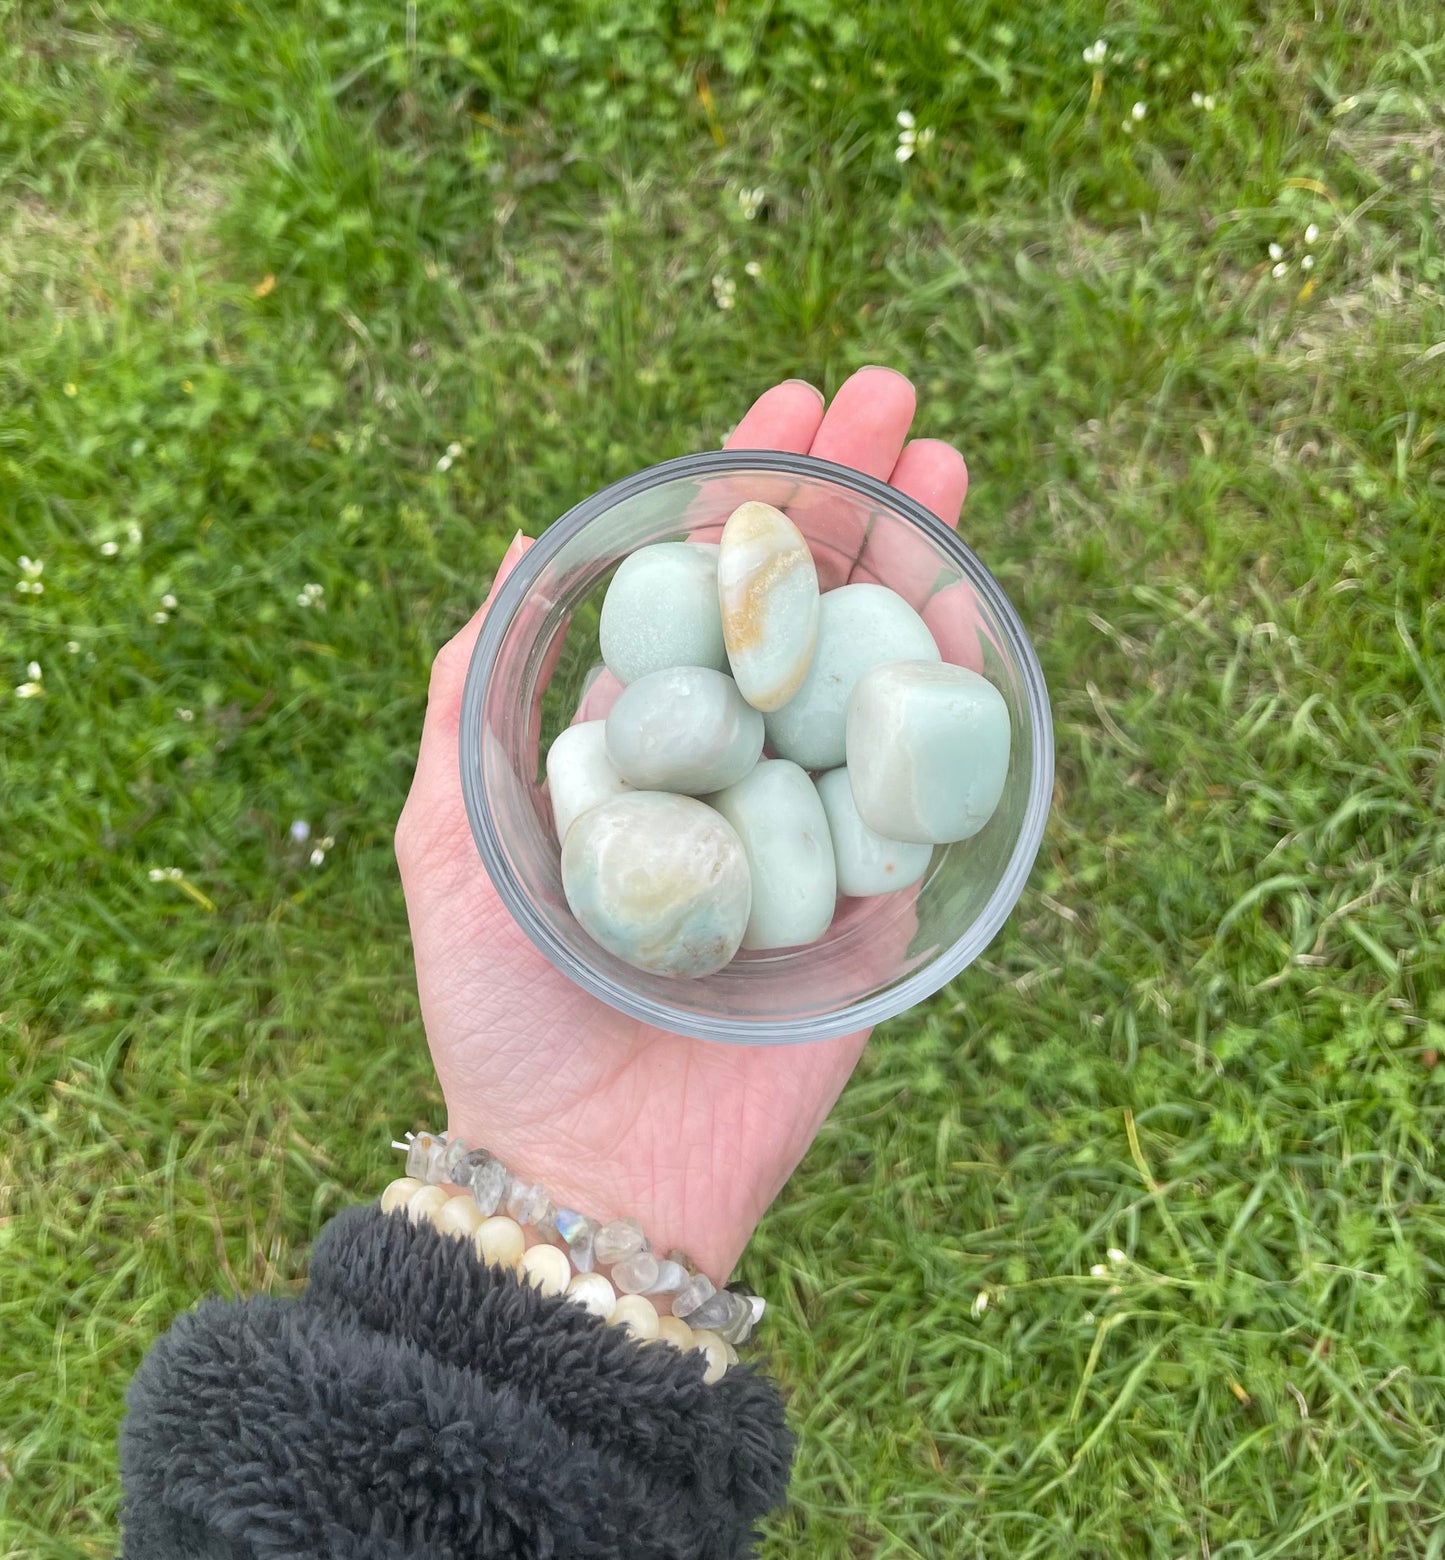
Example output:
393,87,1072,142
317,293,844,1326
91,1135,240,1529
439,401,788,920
459,451,1053,1044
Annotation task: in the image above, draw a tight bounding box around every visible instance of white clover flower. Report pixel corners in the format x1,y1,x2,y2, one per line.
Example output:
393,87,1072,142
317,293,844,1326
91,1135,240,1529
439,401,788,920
127,523,142,545
297,582,325,609
66,640,80,654
148,866,184,883
100,540,119,557
446,441,462,458
175,707,194,722
1083,40,1108,67
744,259,762,279
737,186,766,220
971,1291,989,1318
1268,242,1284,261
1272,261,1288,278
896,109,916,129
1107,1247,1127,1265
1121,118,1134,134
1302,253,1314,271
1191,90,1216,110
1090,1263,1108,1277
711,273,737,310
895,114,925,161
290,819,311,844
308,834,337,868
436,453,453,472
1304,222,1320,244
1131,101,1147,121
160,592,177,610
28,661,41,681
152,610,169,624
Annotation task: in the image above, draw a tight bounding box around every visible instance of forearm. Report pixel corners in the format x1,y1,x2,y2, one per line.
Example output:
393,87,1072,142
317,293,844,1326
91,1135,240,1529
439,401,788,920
120,1201,792,1558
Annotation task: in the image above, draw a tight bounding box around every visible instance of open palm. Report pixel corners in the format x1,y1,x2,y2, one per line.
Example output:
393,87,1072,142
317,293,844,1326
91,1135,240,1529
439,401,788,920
395,369,969,1281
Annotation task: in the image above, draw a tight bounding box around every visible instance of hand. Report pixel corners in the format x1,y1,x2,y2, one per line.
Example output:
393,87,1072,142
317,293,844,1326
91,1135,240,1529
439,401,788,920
394,368,969,1281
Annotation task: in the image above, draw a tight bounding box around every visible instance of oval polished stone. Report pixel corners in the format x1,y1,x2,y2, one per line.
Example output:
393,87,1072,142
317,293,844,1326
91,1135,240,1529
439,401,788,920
763,584,940,770
605,667,763,795
814,767,933,897
845,661,1012,844
718,501,820,712
545,720,634,843
561,792,751,977
706,760,836,950
598,542,727,685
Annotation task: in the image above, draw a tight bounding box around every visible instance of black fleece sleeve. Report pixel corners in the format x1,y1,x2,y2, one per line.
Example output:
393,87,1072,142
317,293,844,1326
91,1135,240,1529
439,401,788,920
119,1204,793,1559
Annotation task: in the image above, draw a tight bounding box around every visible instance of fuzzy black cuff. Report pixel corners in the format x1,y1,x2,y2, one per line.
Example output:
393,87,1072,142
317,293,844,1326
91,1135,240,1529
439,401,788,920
119,1205,793,1559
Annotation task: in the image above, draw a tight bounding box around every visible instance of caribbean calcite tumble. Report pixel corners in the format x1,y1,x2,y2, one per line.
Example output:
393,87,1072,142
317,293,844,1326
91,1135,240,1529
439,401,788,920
706,760,837,950
560,792,751,977
717,501,819,712
604,666,763,795
545,720,633,843
598,542,727,685
763,584,940,770
845,661,1011,844
814,766,932,897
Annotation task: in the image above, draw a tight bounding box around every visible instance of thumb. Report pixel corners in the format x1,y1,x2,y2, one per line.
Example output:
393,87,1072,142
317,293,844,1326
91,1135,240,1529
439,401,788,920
423,529,532,734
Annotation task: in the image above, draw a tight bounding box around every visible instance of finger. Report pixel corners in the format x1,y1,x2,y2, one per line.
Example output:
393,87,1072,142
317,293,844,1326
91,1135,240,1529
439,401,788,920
794,367,918,588
850,438,970,606
725,379,826,454
806,366,917,477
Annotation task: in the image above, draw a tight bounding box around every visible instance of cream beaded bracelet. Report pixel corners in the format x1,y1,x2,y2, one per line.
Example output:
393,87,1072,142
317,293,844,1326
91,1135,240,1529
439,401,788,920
383,1130,764,1384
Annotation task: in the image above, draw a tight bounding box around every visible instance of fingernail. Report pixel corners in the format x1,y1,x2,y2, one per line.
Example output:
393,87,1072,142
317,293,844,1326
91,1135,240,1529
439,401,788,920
780,378,825,402
856,364,912,381
503,528,527,560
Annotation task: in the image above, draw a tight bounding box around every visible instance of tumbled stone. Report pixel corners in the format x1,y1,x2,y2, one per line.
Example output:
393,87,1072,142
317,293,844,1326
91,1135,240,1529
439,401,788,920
706,760,836,950
546,720,633,843
599,542,727,684
604,667,763,795
718,501,819,712
845,660,1012,844
684,1290,734,1332
814,766,933,897
763,584,940,770
593,1216,647,1266
671,1272,717,1320
561,792,751,978
611,1251,661,1295
646,1259,688,1296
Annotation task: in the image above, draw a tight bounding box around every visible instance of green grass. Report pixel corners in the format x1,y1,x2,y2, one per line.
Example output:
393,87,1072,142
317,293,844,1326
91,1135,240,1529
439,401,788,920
3,0,1444,1553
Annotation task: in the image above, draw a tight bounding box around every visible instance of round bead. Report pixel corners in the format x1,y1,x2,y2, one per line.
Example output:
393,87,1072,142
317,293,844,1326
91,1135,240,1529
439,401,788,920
380,1177,424,1214
656,1315,695,1351
518,1242,572,1297
609,1294,661,1343
689,1328,729,1384
561,792,751,979
406,1184,450,1226
564,1271,617,1320
436,1194,484,1241
724,1341,740,1367
611,1251,661,1295
718,500,820,712
474,1215,526,1271
593,1216,647,1266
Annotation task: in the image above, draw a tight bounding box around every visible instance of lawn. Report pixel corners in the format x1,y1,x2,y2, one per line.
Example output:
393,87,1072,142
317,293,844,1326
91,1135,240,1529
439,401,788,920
2,0,1443,1554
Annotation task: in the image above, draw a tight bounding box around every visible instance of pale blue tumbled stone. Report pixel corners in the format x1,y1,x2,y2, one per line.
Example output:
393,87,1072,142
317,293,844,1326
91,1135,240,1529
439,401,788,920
718,501,819,712
598,542,727,685
814,767,933,897
845,661,1012,844
605,666,763,795
561,792,751,977
763,584,940,771
545,720,633,843
706,760,837,950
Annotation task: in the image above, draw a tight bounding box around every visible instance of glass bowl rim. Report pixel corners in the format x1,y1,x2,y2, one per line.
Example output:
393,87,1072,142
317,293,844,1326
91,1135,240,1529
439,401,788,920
458,448,1054,1044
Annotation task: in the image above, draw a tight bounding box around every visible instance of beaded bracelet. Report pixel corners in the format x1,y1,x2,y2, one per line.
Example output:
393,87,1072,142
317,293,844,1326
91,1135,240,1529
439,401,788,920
384,1130,764,1384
